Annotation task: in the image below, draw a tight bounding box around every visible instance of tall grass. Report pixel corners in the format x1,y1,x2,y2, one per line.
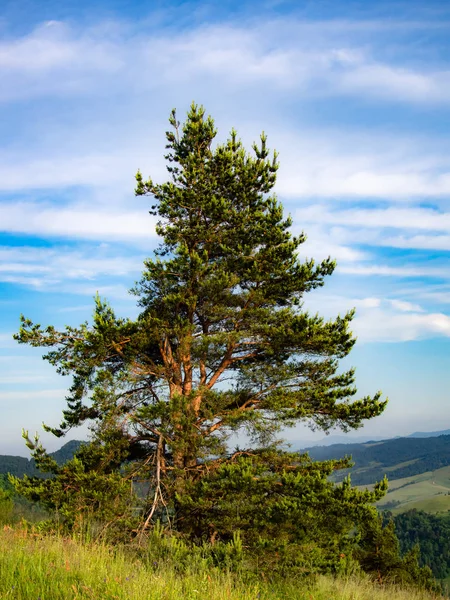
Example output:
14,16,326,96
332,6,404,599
0,527,443,600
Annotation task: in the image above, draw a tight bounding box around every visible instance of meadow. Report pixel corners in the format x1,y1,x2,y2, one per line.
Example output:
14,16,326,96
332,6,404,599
0,527,442,600
363,465,450,514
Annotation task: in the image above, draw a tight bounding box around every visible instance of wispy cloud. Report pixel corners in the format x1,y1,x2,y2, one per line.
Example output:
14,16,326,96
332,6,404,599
0,333,16,349
1,5,450,455
0,12,449,347
339,264,450,278
1,17,450,110
389,299,425,313
276,133,450,200
354,308,450,342
295,206,450,231
0,246,145,289
3,128,450,204
338,62,450,104
0,202,158,240
0,21,125,101
293,205,450,253
2,18,450,211
295,225,369,263
418,288,450,304
304,294,450,342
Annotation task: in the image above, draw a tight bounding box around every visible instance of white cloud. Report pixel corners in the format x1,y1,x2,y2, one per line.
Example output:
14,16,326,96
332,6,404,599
2,19,450,207
338,63,450,104
57,304,99,313
382,234,450,251
0,21,348,99
0,21,121,72
66,283,134,301
1,18,449,107
0,202,158,240
304,294,450,342
338,264,450,278
305,224,450,254
353,308,450,342
389,299,424,313
0,333,16,349
355,297,381,309
276,135,450,200
0,245,138,297
3,128,450,205
295,206,450,231
418,288,450,304
0,21,125,101
293,205,450,252
0,246,145,290
0,155,147,192
295,225,368,263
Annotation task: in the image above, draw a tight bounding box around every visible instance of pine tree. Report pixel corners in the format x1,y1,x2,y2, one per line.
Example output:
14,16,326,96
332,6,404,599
14,104,388,558
356,514,438,592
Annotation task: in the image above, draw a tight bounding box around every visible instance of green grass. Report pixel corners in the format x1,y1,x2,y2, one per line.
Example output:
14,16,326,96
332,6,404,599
390,495,450,515
430,467,450,487
387,471,434,490
0,528,442,600
356,465,450,514
384,459,420,473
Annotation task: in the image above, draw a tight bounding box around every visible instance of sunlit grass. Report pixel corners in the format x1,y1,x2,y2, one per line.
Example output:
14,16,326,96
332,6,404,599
0,527,442,600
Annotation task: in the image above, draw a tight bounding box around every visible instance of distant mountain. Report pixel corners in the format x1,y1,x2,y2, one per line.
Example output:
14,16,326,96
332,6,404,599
301,434,393,447
0,440,83,478
301,434,450,485
4,433,450,485
408,429,450,438
300,428,450,447
51,440,84,465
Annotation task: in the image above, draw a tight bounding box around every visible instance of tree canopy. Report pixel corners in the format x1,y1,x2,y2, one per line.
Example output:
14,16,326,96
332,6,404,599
386,510,450,581
11,104,410,580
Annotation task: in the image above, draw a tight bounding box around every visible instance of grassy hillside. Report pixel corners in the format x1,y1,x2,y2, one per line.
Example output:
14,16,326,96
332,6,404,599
367,465,450,514
303,435,450,486
0,528,441,600
300,436,450,515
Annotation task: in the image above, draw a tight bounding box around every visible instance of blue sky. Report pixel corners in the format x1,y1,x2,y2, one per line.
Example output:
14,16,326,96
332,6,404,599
1,0,450,455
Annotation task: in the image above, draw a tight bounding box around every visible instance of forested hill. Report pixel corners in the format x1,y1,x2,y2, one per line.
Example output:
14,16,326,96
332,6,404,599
302,435,450,485
2,435,450,485
0,440,82,477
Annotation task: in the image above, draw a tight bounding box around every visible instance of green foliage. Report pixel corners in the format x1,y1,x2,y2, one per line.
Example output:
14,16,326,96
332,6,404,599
0,486,13,525
356,514,438,592
178,451,387,576
387,510,450,581
0,473,14,493
137,521,245,574
10,433,139,539
10,104,401,583
0,527,442,600
0,471,47,525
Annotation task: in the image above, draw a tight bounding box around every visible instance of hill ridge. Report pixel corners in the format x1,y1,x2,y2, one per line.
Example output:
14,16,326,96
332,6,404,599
302,434,450,486
0,440,83,477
